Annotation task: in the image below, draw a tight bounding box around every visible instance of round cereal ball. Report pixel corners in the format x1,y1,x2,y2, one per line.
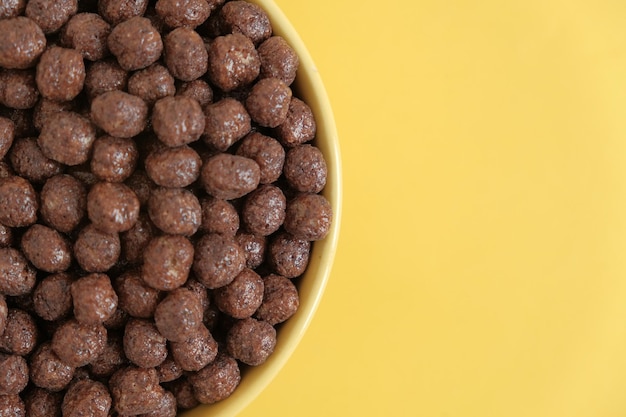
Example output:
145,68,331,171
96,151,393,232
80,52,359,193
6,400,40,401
60,13,111,61
284,193,333,241
0,0,27,19
154,288,204,342
177,79,213,107
40,174,87,233
28,342,74,392
61,379,111,417
89,333,126,378
90,90,148,138
120,213,156,264
0,295,6,336
258,36,299,86
170,324,217,372
127,64,176,105
32,273,73,322
188,353,240,404
268,232,310,278
36,47,85,102
184,277,209,312
276,97,316,147
155,0,210,29
0,17,46,69
0,354,28,395
147,187,201,236
163,27,208,82
1,309,38,355
200,153,260,200
145,145,201,188
109,366,165,416
0,117,14,160
51,319,107,367
235,232,266,269
144,389,176,417
9,137,63,184
255,274,299,325
25,0,77,34
71,273,118,324
166,377,198,410
152,95,205,147
284,144,327,193
206,33,260,92
199,197,239,236
98,0,149,25
0,176,38,228
24,388,63,417
192,233,245,289
226,317,276,366
219,1,272,46
103,307,129,331
32,99,75,132
115,270,161,318
74,224,121,272
236,132,285,184
246,77,292,128
84,59,128,99
38,111,96,166
0,69,39,110
123,318,167,368
156,356,183,383
87,181,140,233
141,235,194,291
203,98,251,151
0,248,36,297
90,136,138,182
124,170,157,207
108,16,163,71
214,268,264,319
0,394,25,417
241,185,286,236
21,224,72,273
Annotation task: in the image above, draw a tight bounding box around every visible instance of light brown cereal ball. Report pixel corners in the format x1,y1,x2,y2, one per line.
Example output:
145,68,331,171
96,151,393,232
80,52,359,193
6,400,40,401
90,136,139,182
0,69,39,110
255,274,299,325
35,46,85,102
9,137,63,184
73,223,121,272
206,33,260,92
203,98,250,151
192,233,245,289
123,318,167,368
0,175,38,228
141,235,194,291
236,132,285,184
71,273,118,324
38,111,96,166
169,324,217,372
60,13,111,61
275,97,316,147
0,0,27,19
0,394,25,417
61,379,111,417
200,153,260,200
235,232,266,269
0,248,36,297
0,309,38,355
28,342,74,392
147,187,201,236
21,224,72,273
127,63,176,106
177,79,213,107
219,1,271,45
268,232,310,278
51,319,107,367
0,354,28,395
284,144,328,193
163,27,208,82
40,174,87,233
152,95,205,147
214,268,264,319
98,0,149,25
145,145,201,188
155,0,210,29
245,77,292,128
0,17,46,69
115,270,161,318
284,193,333,241
25,0,77,34
90,90,148,138
258,36,299,85
108,16,163,71
241,184,286,236
32,273,73,322
87,181,140,233
109,366,165,416
226,317,276,366
84,59,128,99
188,353,240,404
199,197,239,236
154,288,204,342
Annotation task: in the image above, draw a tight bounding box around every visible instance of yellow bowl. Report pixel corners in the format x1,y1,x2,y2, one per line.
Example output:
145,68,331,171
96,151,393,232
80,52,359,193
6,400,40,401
183,1,342,416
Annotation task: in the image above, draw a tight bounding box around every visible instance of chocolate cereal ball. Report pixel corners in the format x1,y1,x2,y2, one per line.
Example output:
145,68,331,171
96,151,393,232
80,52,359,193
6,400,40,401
84,59,128,99
91,136,138,182
87,181,140,233
147,187,201,236
25,0,77,34
141,235,194,291
123,318,167,368
258,36,299,86
91,91,148,138
62,379,111,417
124,170,157,207
207,34,260,92
36,47,85,102
144,390,176,417
1,309,38,355
29,342,74,392
0,117,14,159
40,174,87,233
219,1,272,46
98,0,149,25
189,353,240,404
255,274,299,325
32,99,75,132
236,232,266,269
214,268,264,319
0,17,46,69
145,145,201,188
0,249,36,297
152,96,205,147
103,307,129,331
164,27,208,82
74,224,120,272
177,79,213,107
268,232,310,278
154,288,203,342
156,356,183,383
284,144,328,193
284,193,332,241
170,324,217,372
109,366,165,415
51,319,107,367
242,185,286,236
201,153,260,200
203,98,251,151
236,132,285,184
21,224,72,273
120,213,156,264
0,394,25,417
108,17,163,71
0,69,39,110
0,175,38,228
226,317,276,366
32,273,73,322
115,270,161,318
193,233,245,289
9,137,63,184
89,333,126,378
0,354,28,395
38,111,96,166
276,97,316,147
0,0,27,19
246,77,292,128
155,0,210,29
127,64,176,105
23,388,63,417
61,13,111,61
199,197,239,235
166,377,198,409
0,107,35,139
71,273,118,324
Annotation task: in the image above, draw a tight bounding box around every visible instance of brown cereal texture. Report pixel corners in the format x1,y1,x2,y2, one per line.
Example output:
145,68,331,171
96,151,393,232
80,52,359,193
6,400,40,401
120,213,157,265
124,170,157,207
74,224,121,272
89,332,126,378
207,33,260,92
71,273,118,324
21,224,72,273
32,99,75,132
84,59,128,99
255,274,299,325
0,176,38,228
147,187,201,236
284,193,333,241
201,153,261,200
40,174,87,234
0,0,27,19
275,97,317,147
0,394,25,417
51,319,107,367
236,132,285,184
61,13,111,61
0,69,39,110
154,288,204,342
203,98,251,151
23,388,62,417
38,111,96,166
29,342,74,392
155,0,210,29
61,379,111,417
177,79,213,107
219,1,272,45
1,309,39,356
268,232,311,278
108,16,163,71
193,233,246,289
164,27,208,82
25,0,77,34
141,234,194,291
258,36,299,85
152,95,205,147
91,135,138,182
169,324,217,372
0,295,6,337
214,268,264,319
246,77,292,128
0,354,28,395
227,317,276,366
242,184,286,236
91,90,148,138
0,248,36,297
0,17,46,69
98,0,149,25
284,144,328,193
236,232,267,269
36,47,85,102
142,389,176,417
115,270,161,318
32,273,73,322
156,356,183,383
145,145,201,188
200,197,240,236
166,377,198,409
188,353,240,404
109,366,165,415
123,318,167,368
0,117,14,160
87,181,140,233
128,64,176,106
9,137,63,184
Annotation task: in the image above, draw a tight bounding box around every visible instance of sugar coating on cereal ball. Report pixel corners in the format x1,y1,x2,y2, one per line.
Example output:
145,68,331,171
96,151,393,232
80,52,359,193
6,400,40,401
145,145,201,188
170,324,218,372
0,174,38,228
98,0,149,25
74,224,121,272
201,153,260,200
203,98,251,151
0,0,27,19
246,77,292,128
61,379,111,417
147,187,202,236
71,273,118,324
28,342,75,392
109,366,165,415
36,47,85,102
275,97,316,147
219,1,272,45
155,0,210,29
120,213,157,265
154,288,204,342
0,248,36,296
236,232,266,270
0,17,46,69
1,309,39,355
61,13,111,61
91,135,138,182
214,268,264,319
40,174,87,234
258,36,299,86
24,388,63,417
0,394,25,417
188,352,240,405
199,197,240,236
90,90,148,138
25,0,77,34
192,233,246,289
84,59,128,99
9,137,63,184
0,117,14,160
123,318,167,368
115,270,161,318
207,33,260,92
87,181,140,233
89,333,126,378
284,193,333,241
255,274,299,325
268,232,311,278
127,63,176,105
152,95,205,147
0,69,40,110
144,389,177,417
38,111,96,166
141,234,194,291
236,132,285,184
21,224,72,273
0,354,28,395
164,27,208,82
242,184,286,236
51,319,107,367
177,79,213,107
226,317,276,366
108,16,163,71
32,273,73,322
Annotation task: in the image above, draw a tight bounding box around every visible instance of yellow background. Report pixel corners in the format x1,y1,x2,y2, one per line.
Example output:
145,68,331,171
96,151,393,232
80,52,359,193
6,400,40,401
240,1,626,416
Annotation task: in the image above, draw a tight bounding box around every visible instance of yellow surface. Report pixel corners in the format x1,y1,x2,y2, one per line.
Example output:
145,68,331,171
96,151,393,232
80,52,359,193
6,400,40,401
239,1,626,416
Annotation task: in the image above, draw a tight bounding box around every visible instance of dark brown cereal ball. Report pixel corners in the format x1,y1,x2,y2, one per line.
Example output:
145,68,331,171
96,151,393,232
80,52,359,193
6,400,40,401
91,91,148,138
0,295,6,336
145,145,201,188
0,309,38,355
235,232,266,269
236,132,285,184
98,0,149,25
201,153,260,200
156,356,183,383
32,99,75,132
84,59,128,99
163,27,208,82
103,307,129,330
177,79,213,107
0,70,39,110
35,47,85,102
246,77,292,128
166,377,198,409
115,270,161,318
89,332,126,378
124,170,156,207
258,36,299,86
0,117,14,160
152,95,205,147
284,144,328,193
25,0,77,34
71,273,118,324
21,224,72,273
0,394,25,417
0,249,36,297
199,197,239,236
155,0,210,29
184,276,209,311
188,353,240,404
219,1,271,46
108,17,163,71
40,174,87,234
24,388,63,417
0,354,28,395
203,98,251,151
62,379,111,417
169,324,217,372
242,185,286,236
91,136,138,182
255,274,299,325
127,64,176,106
67,163,99,186
87,181,140,233
120,213,156,265
143,389,176,417
214,268,264,319
60,13,111,61
9,138,63,184
284,193,333,241
0,0,27,19
147,187,201,236
74,224,121,272
154,288,204,342
0,175,38,228
226,317,276,366
28,342,74,392
268,232,310,278
38,111,96,166
0,107,36,139
207,33,260,92
0,17,46,69
192,233,245,289
109,366,164,415
275,97,316,147
32,273,73,322
123,318,167,368
142,235,194,291
51,319,107,367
